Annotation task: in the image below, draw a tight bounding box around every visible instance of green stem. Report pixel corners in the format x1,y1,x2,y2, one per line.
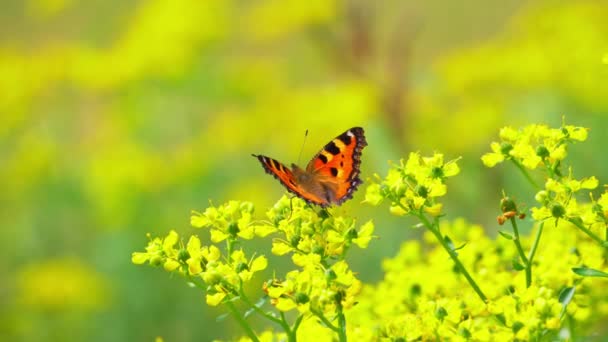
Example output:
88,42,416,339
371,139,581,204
511,159,541,190
226,301,259,342
336,304,347,342
568,219,607,249
509,217,531,287
418,214,487,303
227,238,235,258
292,314,304,339
527,222,544,265
238,289,284,326
279,312,297,342
311,309,340,333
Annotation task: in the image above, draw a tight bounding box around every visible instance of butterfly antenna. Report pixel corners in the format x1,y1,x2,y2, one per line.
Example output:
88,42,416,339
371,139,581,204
296,129,309,165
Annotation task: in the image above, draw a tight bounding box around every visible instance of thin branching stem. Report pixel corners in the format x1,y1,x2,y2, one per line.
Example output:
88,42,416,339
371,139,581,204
416,213,488,303
310,309,340,333
510,159,541,190
509,217,531,287
226,301,259,342
527,222,544,267
567,219,607,249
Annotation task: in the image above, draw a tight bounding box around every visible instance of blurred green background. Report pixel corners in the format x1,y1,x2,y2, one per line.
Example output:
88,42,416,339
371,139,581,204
1,0,607,340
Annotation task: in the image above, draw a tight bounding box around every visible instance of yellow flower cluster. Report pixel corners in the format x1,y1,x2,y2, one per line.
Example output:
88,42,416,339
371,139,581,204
235,219,608,341
134,196,375,340
257,196,372,321
134,121,608,341
481,123,587,170
132,200,268,306
365,152,460,217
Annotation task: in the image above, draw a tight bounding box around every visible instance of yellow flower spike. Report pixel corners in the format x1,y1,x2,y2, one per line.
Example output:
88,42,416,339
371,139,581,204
442,159,460,177
363,182,383,206
581,176,599,189
163,259,180,272
427,180,447,197
203,245,221,262
210,229,229,243
422,153,444,167
250,256,268,273
389,204,408,216
511,142,541,169
481,142,506,167
237,212,255,239
190,210,209,228
499,126,519,141
206,292,226,306
231,250,247,264
186,236,203,274
253,224,277,237
162,230,179,251
549,144,567,161
332,260,354,286
404,152,422,175
424,203,443,217
186,258,202,275
275,297,297,312
564,125,588,141
131,252,149,264
186,235,201,255
292,253,321,268
353,220,374,248
271,240,292,255
412,194,426,210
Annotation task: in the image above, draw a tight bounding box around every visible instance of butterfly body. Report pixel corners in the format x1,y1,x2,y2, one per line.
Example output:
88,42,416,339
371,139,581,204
253,127,367,207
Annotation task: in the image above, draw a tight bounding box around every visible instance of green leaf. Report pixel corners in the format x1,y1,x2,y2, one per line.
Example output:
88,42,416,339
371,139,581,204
512,259,525,271
498,231,513,240
215,313,230,322
494,313,506,326
558,286,575,305
558,286,575,318
572,267,608,278
244,308,255,318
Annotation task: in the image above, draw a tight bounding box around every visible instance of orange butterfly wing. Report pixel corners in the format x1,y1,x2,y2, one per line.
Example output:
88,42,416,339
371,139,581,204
251,154,327,205
306,127,367,205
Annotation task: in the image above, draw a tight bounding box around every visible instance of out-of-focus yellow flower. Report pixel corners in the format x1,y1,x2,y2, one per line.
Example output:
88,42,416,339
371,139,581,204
18,258,110,312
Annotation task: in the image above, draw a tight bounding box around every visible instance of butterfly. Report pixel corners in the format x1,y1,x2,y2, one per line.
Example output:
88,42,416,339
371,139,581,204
252,127,367,207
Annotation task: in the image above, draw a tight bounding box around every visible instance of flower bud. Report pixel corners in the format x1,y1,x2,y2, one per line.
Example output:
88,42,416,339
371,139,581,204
235,262,249,273
325,269,337,282
435,307,448,321
294,292,310,304
178,249,190,262
415,185,429,198
500,197,517,213
346,228,358,239
290,235,301,247
228,222,240,236
203,270,222,285
535,145,550,159
535,190,548,203
500,142,513,155
551,203,566,218
150,255,164,267
431,166,444,179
